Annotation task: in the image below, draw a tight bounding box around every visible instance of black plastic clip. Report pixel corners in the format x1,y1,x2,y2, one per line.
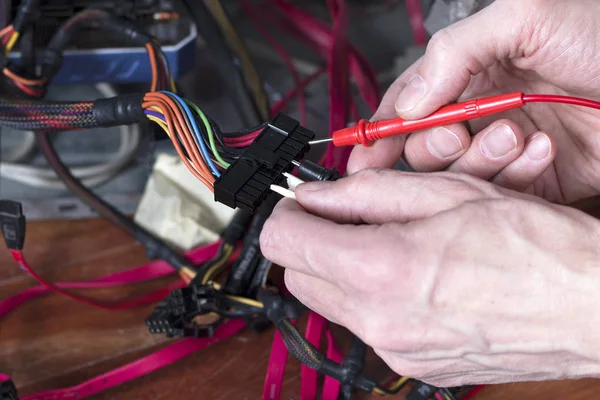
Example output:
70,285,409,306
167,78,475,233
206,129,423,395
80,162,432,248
0,200,26,250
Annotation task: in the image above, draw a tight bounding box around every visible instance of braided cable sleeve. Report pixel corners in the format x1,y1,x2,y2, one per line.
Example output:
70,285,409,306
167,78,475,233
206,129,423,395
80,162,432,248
0,97,97,131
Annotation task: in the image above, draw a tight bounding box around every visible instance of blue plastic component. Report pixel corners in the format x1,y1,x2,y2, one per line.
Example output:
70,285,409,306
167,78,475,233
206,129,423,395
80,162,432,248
7,25,197,85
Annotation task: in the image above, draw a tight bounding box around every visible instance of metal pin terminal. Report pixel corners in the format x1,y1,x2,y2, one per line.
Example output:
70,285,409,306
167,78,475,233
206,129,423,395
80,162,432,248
308,138,333,145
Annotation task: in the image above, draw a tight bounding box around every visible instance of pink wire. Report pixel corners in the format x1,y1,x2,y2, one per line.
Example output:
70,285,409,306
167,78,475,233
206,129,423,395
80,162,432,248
271,66,327,116
241,0,307,125
404,0,428,45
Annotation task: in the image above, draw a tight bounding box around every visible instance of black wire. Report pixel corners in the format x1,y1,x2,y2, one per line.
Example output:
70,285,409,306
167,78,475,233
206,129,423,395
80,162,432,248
154,43,172,91
179,0,264,127
35,132,190,272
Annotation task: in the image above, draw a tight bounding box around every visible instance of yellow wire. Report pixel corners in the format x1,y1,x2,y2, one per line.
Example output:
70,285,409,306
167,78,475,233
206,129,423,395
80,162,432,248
205,0,269,121
169,76,177,92
226,295,264,309
444,393,451,400
389,376,410,391
372,376,410,396
147,116,171,138
201,245,234,284
5,32,19,53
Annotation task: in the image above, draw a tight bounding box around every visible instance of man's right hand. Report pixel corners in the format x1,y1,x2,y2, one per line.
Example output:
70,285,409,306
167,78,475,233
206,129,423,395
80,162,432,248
349,0,600,204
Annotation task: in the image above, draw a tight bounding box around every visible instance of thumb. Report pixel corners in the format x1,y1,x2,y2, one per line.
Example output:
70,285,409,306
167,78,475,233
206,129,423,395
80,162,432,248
395,0,540,119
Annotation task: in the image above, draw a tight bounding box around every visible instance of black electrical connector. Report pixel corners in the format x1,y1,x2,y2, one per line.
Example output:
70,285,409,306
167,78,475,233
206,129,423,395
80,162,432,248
341,337,368,399
258,289,377,394
224,196,277,295
0,378,18,400
214,114,315,212
146,285,225,338
297,159,340,182
0,200,26,251
407,382,438,400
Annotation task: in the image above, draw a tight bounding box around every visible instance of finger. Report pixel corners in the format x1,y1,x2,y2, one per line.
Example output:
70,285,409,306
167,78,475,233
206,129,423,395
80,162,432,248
260,199,394,282
393,1,534,120
284,270,348,326
447,120,526,180
347,61,422,174
295,169,501,225
403,123,471,172
492,132,555,192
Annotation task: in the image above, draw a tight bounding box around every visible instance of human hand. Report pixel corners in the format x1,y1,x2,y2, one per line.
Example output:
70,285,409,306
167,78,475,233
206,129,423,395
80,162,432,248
260,170,600,387
350,0,600,204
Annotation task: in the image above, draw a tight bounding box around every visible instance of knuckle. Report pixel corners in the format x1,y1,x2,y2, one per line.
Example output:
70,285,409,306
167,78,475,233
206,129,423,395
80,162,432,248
427,28,454,54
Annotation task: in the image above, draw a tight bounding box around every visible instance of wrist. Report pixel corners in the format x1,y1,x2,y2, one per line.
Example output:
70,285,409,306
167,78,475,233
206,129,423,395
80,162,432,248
553,209,600,378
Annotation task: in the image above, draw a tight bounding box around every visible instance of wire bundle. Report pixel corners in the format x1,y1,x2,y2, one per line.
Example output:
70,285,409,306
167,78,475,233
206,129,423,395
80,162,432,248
142,91,266,190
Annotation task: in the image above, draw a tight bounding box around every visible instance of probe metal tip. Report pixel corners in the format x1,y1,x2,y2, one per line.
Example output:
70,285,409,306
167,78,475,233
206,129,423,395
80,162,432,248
292,160,301,167
308,138,333,145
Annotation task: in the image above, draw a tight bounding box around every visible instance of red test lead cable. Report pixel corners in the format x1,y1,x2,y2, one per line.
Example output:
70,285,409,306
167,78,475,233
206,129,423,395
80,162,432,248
328,92,600,147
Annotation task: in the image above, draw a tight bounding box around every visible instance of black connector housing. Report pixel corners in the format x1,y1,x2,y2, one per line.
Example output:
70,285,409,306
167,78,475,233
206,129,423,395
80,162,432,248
0,200,26,251
297,159,340,182
214,114,315,212
407,382,437,400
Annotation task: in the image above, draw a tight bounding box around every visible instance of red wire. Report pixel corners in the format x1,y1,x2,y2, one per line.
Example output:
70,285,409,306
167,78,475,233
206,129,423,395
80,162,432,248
462,385,486,400
14,81,44,97
325,0,350,170
522,94,600,110
268,1,380,112
1,30,13,46
271,66,327,116
434,392,445,400
404,0,428,46
240,0,307,126
9,249,183,310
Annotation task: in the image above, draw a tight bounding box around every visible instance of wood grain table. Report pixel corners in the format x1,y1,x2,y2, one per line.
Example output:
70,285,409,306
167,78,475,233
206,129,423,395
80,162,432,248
1,218,599,399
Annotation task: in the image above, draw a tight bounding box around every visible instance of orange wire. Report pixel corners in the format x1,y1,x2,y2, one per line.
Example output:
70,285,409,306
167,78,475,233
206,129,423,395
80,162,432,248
143,93,215,190
3,68,46,86
153,93,215,183
146,100,212,188
146,43,159,92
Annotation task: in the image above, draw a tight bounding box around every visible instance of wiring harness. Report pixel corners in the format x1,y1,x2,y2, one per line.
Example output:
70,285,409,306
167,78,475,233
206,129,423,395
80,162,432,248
12,1,600,400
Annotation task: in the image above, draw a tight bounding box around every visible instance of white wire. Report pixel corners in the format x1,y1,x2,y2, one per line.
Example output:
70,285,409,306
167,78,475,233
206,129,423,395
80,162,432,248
0,83,141,189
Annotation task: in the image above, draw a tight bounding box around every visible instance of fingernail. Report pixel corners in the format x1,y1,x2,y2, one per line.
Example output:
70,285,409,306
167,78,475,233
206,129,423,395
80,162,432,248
525,134,551,161
480,124,517,158
297,181,334,193
395,74,428,113
427,128,464,159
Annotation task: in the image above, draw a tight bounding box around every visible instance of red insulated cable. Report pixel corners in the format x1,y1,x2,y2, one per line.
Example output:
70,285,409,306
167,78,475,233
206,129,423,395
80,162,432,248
9,249,187,310
332,92,600,147
332,92,526,146
522,94,600,109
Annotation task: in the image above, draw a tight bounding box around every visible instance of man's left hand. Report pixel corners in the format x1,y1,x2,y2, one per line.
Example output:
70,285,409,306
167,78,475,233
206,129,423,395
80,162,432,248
260,169,600,387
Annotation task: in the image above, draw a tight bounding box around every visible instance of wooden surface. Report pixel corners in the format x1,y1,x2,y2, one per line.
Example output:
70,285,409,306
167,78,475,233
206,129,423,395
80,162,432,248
1,218,599,399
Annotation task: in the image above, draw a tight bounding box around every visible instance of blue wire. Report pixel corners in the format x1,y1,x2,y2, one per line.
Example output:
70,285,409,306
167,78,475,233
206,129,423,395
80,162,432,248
144,110,166,121
159,91,221,177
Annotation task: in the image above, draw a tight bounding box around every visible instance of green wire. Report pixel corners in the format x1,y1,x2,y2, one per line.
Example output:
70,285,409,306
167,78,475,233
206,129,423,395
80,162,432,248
183,99,230,168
